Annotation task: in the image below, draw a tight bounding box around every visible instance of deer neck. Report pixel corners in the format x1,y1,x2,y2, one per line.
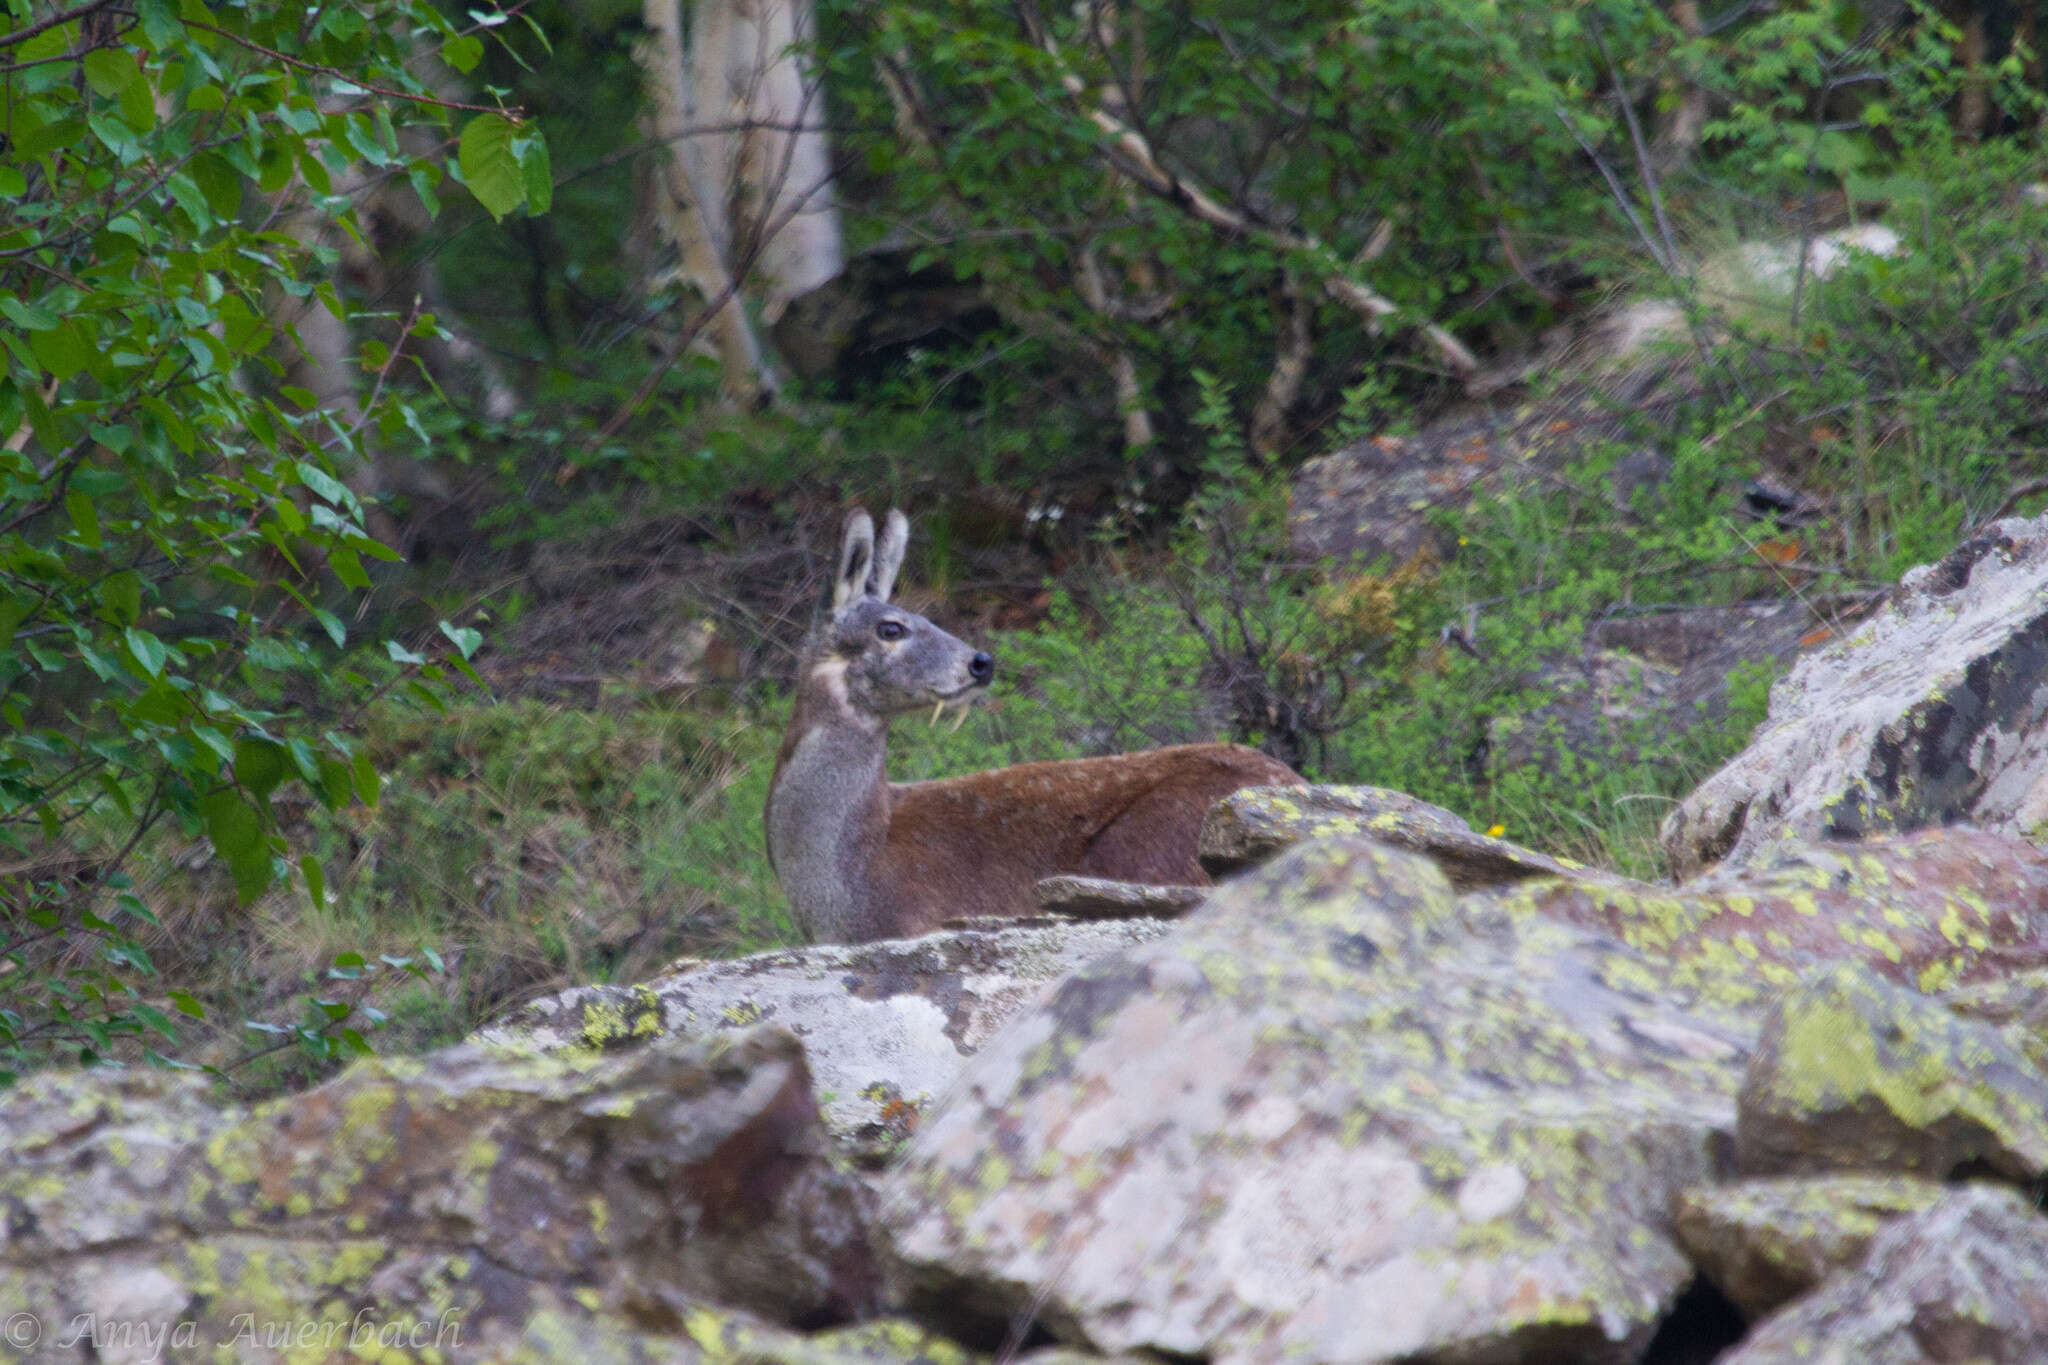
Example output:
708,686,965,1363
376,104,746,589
767,657,893,941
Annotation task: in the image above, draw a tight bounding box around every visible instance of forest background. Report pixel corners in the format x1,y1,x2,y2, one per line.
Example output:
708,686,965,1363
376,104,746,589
2,0,2044,1090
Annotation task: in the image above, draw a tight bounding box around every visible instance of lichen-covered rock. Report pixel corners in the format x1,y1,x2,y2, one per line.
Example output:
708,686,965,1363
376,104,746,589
477,918,1171,1148
0,1025,882,1352
1198,783,1580,888
1672,1175,1947,1318
0,1251,972,1365
1718,1184,2048,1363
882,836,1753,1363
1939,966,2048,1070
1490,828,2048,1011
1663,514,2048,877
1735,964,2048,1181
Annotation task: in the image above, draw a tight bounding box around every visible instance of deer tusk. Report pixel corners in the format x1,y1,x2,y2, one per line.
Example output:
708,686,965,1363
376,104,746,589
931,701,945,727
947,704,971,733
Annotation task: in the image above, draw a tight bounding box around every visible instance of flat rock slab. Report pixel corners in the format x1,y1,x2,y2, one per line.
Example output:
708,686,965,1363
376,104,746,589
1673,1174,1948,1318
478,917,1172,1147
1665,514,2048,876
1199,783,1581,889
1031,876,1208,919
1721,1184,2048,1363
1735,963,2048,1181
882,836,1752,1363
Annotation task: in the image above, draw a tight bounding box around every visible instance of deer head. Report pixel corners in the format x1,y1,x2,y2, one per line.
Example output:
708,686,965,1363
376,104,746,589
814,508,993,722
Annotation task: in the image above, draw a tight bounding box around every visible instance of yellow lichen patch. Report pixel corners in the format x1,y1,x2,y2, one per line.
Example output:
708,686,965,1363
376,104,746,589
458,1138,501,1179
578,996,653,1049
683,1307,732,1352
1757,968,2048,1172
721,1000,766,1027
630,985,664,1037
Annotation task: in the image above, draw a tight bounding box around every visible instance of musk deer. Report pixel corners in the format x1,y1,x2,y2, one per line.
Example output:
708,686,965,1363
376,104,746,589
766,508,1301,943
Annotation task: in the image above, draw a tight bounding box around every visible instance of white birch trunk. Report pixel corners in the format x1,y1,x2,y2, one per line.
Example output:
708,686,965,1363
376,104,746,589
639,0,777,403
687,0,843,321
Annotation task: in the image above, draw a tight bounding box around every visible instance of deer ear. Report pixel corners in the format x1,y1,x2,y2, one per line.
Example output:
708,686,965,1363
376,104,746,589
871,509,909,603
833,509,874,614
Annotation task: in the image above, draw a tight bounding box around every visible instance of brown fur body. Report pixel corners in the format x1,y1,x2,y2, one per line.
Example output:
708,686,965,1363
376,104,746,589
875,744,1300,937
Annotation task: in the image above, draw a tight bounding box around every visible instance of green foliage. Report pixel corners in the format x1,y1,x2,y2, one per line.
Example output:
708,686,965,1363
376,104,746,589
352,695,785,937
814,0,1675,463
0,2,544,1080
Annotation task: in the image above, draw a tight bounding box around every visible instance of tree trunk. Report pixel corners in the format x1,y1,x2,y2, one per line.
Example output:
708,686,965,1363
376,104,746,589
636,0,849,404
639,0,779,404
687,0,844,321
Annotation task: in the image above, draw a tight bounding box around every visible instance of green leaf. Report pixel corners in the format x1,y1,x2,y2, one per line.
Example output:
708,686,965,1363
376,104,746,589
329,546,369,589
286,737,322,785
83,49,140,98
316,756,352,809
300,854,325,910
233,736,288,798
351,752,380,807
65,489,102,549
458,112,525,221
1,297,59,331
169,990,207,1019
443,34,484,73
124,627,168,678
135,0,183,51
99,571,143,626
32,323,92,380
518,132,552,215
200,789,273,904
438,621,482,659
295,460,355,510
311,608,346,649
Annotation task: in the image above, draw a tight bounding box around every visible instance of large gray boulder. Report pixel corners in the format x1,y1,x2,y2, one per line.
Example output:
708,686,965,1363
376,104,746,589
1673,1174,1948,1319
1734,964,2048,1181
881,837,1753,1363
0,1027,899,1361
1664,515,2048,876
1720,1184,2048,1363
478,917,1173,1149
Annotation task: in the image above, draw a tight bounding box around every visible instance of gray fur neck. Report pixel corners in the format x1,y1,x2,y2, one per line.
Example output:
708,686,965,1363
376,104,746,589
766,666,890,942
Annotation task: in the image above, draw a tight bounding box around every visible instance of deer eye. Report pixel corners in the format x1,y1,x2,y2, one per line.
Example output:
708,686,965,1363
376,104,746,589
875,619,906,642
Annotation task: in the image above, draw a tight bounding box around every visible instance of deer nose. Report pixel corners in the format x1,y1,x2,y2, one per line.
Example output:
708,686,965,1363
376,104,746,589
969,652,994,682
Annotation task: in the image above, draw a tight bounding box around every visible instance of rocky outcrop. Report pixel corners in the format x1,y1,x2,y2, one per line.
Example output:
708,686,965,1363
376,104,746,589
1494,827,2048,1009
0,1027,883,1360
1673,1175,1948,1318
1288,384,1682,570
1199,783,1580,888
1486,598,1873,777
883,837,1752,1362
1734,964,2048,1181
1720,1184,2048,1363
1664,515,2048,876
478,917,1173,1150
